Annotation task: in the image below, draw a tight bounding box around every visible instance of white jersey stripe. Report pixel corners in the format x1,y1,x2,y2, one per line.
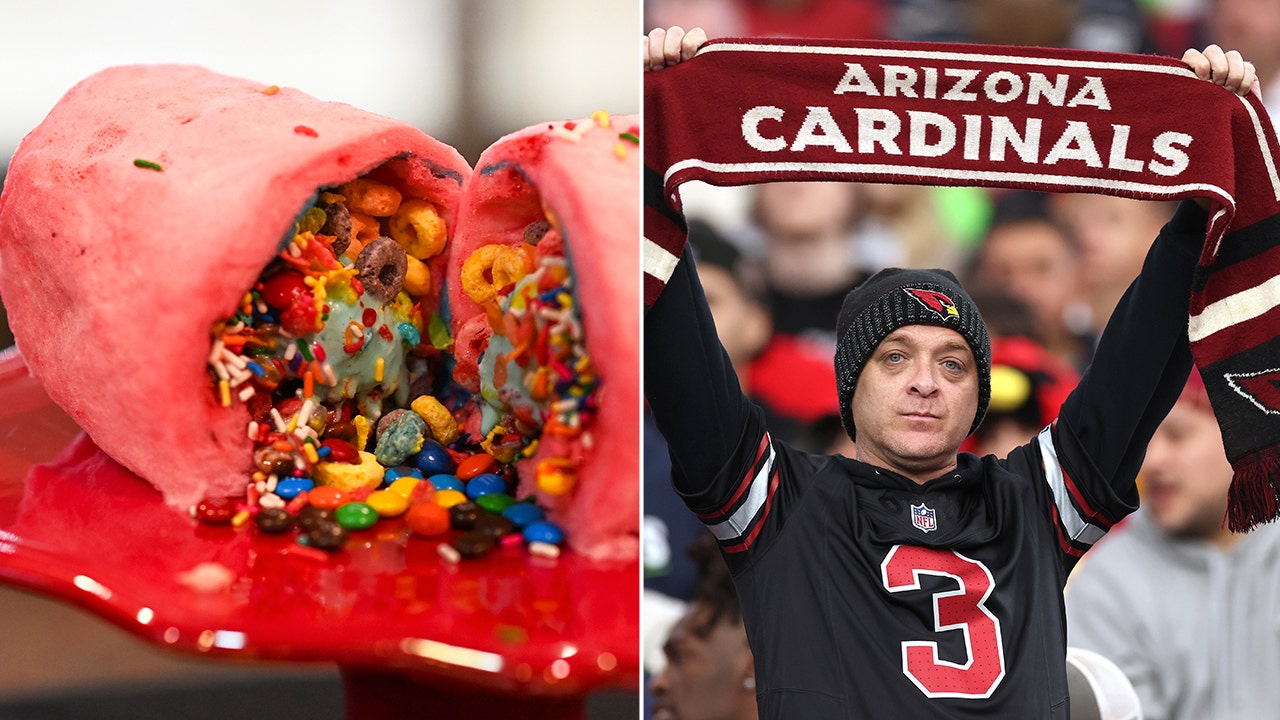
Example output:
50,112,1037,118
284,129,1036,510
644,236,681,286
1037,427,1106,547
706,441,777,543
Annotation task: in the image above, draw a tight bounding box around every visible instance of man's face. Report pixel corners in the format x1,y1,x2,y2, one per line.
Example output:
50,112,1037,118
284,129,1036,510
650,605,753,720
753,181,859,239
1142,401,1233,540
979,219,1080,325
851,325,979,481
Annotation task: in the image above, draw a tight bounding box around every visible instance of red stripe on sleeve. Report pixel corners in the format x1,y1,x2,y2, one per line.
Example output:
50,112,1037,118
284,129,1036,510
697,432,771,522
721,469,781,554
1048,501,1087,558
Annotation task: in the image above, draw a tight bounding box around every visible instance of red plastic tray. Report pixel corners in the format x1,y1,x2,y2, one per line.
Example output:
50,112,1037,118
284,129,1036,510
0,347,638,718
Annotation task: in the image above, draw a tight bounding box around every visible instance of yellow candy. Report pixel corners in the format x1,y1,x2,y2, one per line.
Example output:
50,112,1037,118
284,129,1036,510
434,489,468,508
536,458,578,496
387,477,422,498
313,450,384,491
366,489,411,518
389,199,447,259
412,395,460,445
403,254,432,298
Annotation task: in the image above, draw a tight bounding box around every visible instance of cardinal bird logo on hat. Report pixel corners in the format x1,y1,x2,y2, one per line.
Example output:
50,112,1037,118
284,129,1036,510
904,287,960,320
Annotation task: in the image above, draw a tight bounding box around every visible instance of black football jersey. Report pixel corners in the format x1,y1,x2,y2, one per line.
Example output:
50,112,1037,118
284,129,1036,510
646,202,1206,719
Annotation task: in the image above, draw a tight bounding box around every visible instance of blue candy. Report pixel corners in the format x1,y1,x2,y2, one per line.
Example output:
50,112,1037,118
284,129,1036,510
428,473,465,492
384,465,424,484
412,439,453,475
522,521,566,546
465,472,506,500
275,477,315,500
502,502,545,529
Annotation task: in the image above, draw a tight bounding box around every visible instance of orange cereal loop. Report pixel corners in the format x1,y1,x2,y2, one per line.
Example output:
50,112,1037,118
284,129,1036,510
411,395,460,444
461,245,504,305
340,178,403,217
349,211,382,245
343,236,366,262
389,199,447,260
492,247,528,289
403,254,432,298
461,244,529,305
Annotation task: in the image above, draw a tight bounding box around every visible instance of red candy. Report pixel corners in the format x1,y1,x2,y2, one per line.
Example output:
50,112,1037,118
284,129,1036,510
321,438,360,464
259,271,309,310
281,296,318,336
408,481,436,505
286,491,310,515
405,503,449,537
456,453,496,480
276,396,303,420
194,496,239,524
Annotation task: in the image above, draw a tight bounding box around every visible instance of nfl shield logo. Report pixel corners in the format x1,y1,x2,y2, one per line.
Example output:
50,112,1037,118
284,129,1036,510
911,503,937,533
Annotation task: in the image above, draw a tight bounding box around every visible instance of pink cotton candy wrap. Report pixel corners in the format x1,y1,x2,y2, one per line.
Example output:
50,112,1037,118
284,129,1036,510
0,65,469,510
449,115,640,559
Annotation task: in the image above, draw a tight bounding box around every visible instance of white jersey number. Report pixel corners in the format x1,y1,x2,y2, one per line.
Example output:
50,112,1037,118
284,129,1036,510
880,545,1007,698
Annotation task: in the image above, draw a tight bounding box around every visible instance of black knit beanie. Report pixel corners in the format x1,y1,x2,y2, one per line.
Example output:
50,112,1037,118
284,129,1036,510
834,268,991,442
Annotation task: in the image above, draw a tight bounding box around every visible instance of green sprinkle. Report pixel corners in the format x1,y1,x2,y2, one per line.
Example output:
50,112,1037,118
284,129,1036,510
297,340,314,362
428,313,453,351
619,132,639,145
133,158,163,171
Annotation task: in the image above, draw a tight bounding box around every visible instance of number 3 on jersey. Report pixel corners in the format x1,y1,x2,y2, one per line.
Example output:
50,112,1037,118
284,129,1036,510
880,545,1007,698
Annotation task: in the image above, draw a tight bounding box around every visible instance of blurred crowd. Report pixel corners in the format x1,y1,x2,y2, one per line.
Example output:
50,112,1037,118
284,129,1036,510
642,1,1280,719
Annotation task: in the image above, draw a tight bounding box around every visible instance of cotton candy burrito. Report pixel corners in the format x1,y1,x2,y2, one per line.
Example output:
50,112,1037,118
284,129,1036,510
448,113,640,559
0,65,470,511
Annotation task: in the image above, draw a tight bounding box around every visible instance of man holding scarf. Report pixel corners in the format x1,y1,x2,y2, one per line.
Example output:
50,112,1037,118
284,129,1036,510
645,28,1259,719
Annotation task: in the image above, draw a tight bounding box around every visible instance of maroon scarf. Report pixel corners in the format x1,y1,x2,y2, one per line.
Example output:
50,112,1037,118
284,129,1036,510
644,38,1280,531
